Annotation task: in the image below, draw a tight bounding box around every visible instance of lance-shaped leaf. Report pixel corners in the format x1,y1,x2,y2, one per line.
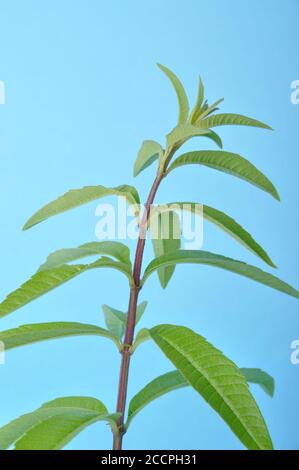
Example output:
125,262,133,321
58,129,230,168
202,205,275,267
126,367,274,428
0,257,133,319
0,321,122,352
158,202,275,267
168,151,280,200
39,241,131,271
127,370,187,427
134,140,163,177
102,301,148,340
131,328,151,353
142,250,299,299
0,396,120,450
23,184,140,230
241,368,275,397
166,124,222,148
150,209,181,288
102,304,126,340
196,98,224,121
158,63,189,125
203,129,223,149
149,324,273,450
189,77,205,124
198,113,272,130
136,300,148,324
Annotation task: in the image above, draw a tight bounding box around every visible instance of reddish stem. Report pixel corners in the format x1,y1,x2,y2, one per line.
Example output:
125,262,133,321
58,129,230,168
113,172,164,450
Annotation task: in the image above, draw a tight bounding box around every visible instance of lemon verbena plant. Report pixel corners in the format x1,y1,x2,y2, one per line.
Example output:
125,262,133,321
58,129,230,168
0,64,298,451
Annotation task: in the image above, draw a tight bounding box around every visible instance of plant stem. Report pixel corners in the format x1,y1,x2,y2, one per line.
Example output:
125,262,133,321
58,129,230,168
113,172,164,450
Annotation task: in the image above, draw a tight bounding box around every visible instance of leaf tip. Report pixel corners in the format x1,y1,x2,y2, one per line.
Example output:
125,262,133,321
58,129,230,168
157,63,172,77
258,120,273,131
269,379,275,397
22,220,31,231
273,189,281,202
263,253,277,269
160,278,170,289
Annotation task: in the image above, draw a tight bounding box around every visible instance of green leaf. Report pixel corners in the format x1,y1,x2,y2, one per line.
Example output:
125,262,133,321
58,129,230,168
198,113,272,130
149,324,273,450
161,202,275,267
199,99,209,115
241,368,275,397
102,301,148,340
0,265,87,319
136,300,148,324
150,210,181,288
202,205,275,267
142,249,299,299
0,396,119,450
131,328,151,353
0,321,121,352
196,98,224,121
166,124,216,148
0,258,133,319
189,77,204,124
126,370,187,428
168,151,280,200
205,107,220,117
102,304,126,340
126,367,274,428
23,184,140,230
204,130,223,149
39,241,131,271
134,140,163,177
157,63,189,125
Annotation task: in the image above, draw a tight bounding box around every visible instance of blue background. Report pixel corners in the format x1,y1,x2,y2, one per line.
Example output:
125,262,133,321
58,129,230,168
0,0,298,450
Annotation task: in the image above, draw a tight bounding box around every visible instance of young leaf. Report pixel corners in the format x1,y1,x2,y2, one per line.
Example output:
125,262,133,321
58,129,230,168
0,321,122,352
0,258,133,319
198,113,272,130
199,99,208,115
196,98,224,121
102,301,148,340
149,324,273,450
131,328,151,352
168,151,280,200
136,300,148,323
23,184,140,230
102,304,126,340
159,202,275,267
39,241,131,271
0,396,119,450
150,210,181,288
126,367,274,428
189,77,204,124
157,63,189,125
134,140,163,177
142,249,299,299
